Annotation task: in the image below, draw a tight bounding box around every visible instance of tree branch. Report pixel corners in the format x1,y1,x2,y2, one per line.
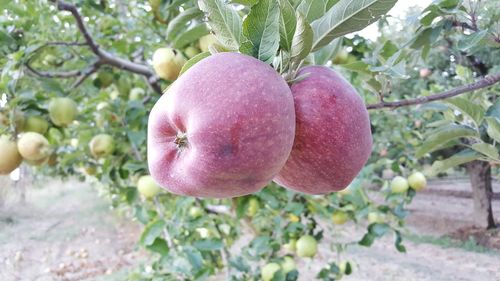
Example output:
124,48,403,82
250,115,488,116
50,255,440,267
44,0,162,94
366,73,500,110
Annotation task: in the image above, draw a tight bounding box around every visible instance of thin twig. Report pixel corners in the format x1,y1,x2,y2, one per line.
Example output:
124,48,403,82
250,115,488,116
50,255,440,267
153,197,174,250
366,73,500,110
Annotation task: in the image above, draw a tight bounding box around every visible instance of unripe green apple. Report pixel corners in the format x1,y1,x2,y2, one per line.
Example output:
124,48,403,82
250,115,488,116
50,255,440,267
89,134,114,158
98,71,114,88
281,256,296,274
367,212,385,224
390,176,409,193
246,198,259,217
152,48,186,81
283,239,297,252
83,164,97,176
198,34,221,52
296,235,318,258
184,46,201,59
137,175,162,199
189,206,203,218
261,263,281,281
331,211,349,225
49,97,78,127
332,48,349,64
17,132,51,161
129,87,145,101
408,172,427,191
0,135,23,175
24,116,49,134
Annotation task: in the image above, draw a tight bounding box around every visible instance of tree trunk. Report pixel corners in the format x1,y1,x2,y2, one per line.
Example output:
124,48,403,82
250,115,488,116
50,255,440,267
466,160,496,229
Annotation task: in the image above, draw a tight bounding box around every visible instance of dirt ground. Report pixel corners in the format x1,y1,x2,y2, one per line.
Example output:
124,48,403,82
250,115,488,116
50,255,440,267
0,177,499,281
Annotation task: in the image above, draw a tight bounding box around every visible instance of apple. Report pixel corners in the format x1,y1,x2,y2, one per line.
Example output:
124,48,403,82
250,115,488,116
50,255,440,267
367,212,385,224
189,206,203,218
198,34,221,52
83,164,97,176
261,263,281,281
184,46,201,59
137,175,162,199
23,116,49,134
408,172,427,191
147,52,295,198
129,87,145,101
0,135,23,175
390,176,409,193
25,156,49,166
281,256,296,274
419,68,432,78
246,198,259,217
98,71,114,88
331,211,349,225
332,48,349,64
152,47,186,81
17,132,51,161
283,238,297,252
296,235,317,258
275,66,372,194
89,134,114,158
49,97,78,126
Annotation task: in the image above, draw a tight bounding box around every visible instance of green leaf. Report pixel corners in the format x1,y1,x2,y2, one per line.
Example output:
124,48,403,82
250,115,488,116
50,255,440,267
297,0,339,23
486,99,500,119
198,0,242,50
311,0,397,51
166,7,204,42
240,0,280,63
313,38,341,65
431,149,481,173
409,27,442,49
485,117,500,143
278,0,296,51
146,238,169,256
193,239,224,251
173,24,210,49
471,142,499,160
180,52,211,75
140,219,166,246
231,0,259,5
358,232,375,247
458,30,488,51
444,97,484,126
290,12,314,64
416,125,479,157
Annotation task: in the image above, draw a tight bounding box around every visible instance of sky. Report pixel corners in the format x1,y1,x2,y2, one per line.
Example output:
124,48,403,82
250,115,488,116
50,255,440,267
357,0,434,40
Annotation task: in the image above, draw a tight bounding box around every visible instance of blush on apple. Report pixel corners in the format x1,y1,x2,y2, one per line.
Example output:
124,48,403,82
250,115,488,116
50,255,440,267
147,52,295,198
275,66,372,194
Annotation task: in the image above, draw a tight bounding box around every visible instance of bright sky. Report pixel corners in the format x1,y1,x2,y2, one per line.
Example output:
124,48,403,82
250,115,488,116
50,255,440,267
356,0,434,40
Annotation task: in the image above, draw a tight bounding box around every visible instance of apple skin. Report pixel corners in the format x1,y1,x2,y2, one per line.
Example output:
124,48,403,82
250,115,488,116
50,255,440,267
408,172,427,191
261,263,281,281
390,176,409,193
24,116,49,134
17,132,51,161
198,34,221,52
296,235,318,258
281,256,296,274
89,134,114,158
152,48,186,81
274,66,372,194
49,97,78,126
137,175,162,199
147,52,295,198
0,136,23,175
331,210,349,225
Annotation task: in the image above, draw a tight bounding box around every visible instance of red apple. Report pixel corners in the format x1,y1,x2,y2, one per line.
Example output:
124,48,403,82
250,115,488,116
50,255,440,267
147,52,295,198
275,66,372,194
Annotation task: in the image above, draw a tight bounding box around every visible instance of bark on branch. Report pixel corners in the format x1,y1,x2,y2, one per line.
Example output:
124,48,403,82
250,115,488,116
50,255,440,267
366,73,500,110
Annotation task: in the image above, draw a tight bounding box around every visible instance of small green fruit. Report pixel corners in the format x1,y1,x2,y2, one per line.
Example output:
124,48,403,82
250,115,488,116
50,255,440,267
98,71,114,88
129,87,145,101
283,239,297,252
189,206,203,218
89,134,114,158
408,172,427,191
152,48,186,81
390,176,409,193
24,116,49,134
261,263,281,281
367,212,385,224
331,211,349,225
296,235,318,258
49,97,78,126
246,198,259,217
137,175,162,199
198,34,221,52
281,256,296,274
0,135,23,175
184,46,201,59
17,132,51,161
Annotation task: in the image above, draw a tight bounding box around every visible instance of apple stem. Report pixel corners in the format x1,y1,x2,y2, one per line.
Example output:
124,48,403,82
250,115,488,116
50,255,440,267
174,133,188,149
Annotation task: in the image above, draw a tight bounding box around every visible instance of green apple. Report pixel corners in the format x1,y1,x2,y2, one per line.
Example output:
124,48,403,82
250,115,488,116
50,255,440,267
17,132,51,161
83,164,97,176
129,87,145,101
367,212,385,224
0,135,23,175
137,175,162,199
246,197,259,217
198,34,221,52
24,116,49,134
184,46,201,59
296,235,318,258
49,97,78,127
331,211,349,225
390,176,409,193
152,47,186,81
283,238,297,252
408,172,427,191
332,48,349,64
189,206,203,218
98,71,114,88
89,134,114,158
281,256,296,274
261,263,281,281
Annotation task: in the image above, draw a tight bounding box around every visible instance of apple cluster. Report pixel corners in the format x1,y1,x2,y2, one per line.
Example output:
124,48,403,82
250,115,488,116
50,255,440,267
147,52,373,198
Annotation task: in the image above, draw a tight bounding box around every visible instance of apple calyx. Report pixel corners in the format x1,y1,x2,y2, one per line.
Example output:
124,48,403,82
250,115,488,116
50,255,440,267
174,132,188,149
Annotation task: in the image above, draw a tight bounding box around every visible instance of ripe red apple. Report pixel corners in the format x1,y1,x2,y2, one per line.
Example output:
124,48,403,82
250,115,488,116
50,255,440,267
275,66,372,194
147,52,295,198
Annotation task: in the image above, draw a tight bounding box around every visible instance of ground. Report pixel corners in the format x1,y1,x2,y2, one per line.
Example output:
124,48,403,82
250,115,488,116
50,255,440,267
0,177,499,281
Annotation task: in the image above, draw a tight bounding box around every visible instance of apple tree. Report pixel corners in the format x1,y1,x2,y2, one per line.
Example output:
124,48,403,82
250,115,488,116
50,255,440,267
1,0,499,280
